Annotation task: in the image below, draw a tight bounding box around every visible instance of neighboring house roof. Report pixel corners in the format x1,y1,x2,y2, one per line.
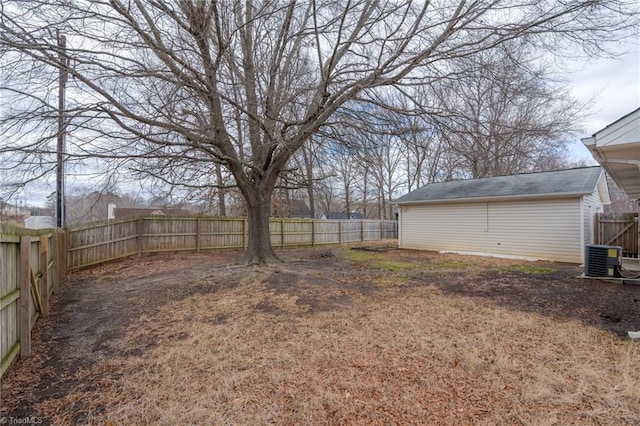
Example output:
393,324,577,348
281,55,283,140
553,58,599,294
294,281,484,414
396,167,607,205
323,212,347,219
290,199,312,217
323,211,364,220
113,207,191,218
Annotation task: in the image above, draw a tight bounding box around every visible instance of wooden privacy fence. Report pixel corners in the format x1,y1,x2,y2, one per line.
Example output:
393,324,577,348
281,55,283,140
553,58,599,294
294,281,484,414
1,229,67,378
595,212,639,258
67,216,398,271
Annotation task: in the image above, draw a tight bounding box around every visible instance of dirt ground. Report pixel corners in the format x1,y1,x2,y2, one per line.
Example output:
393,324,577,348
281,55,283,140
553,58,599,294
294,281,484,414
1,244,639,425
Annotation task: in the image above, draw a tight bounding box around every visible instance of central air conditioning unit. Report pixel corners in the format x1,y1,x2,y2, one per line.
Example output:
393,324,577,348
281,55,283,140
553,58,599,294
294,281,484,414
584,244,622,278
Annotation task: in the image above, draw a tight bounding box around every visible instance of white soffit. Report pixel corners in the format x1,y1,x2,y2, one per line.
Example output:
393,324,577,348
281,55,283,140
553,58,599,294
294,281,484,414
582,108,640,200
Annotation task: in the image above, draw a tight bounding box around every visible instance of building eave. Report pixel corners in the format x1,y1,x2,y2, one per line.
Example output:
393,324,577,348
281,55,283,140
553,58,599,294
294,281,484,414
581,108,640,200
396,191,590,206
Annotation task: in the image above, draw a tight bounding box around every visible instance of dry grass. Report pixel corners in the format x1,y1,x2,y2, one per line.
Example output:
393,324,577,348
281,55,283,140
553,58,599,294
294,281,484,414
5,247,640,425
90,297,638,425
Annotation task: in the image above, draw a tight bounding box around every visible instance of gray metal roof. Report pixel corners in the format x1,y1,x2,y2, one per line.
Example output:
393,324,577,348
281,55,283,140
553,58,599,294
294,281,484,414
396,167,604,204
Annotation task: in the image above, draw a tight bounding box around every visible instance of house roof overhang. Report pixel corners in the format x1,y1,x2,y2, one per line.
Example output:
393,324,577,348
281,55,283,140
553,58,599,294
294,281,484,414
396,192,588,206
582,108,640,200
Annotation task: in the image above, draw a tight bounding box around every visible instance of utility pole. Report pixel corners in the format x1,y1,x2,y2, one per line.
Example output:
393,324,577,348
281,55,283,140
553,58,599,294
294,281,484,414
56,32,68,228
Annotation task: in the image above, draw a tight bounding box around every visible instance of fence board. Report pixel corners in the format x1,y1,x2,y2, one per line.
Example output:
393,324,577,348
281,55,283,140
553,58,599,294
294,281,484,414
19,236,31,358
595,213,639,258
0,229,65,378
0,240,19,378
67,216,397,270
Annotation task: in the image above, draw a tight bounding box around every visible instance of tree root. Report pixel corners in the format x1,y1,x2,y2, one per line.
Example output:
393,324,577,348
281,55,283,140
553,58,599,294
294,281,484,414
243,252,283,267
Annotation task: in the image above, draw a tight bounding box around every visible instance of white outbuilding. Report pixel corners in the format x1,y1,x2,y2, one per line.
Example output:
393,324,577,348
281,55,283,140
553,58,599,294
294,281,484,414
395,167,610,263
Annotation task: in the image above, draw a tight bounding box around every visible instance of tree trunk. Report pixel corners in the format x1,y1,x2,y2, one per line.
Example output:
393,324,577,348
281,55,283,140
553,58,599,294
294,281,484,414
285,187,291,218
362,168,369,218
344,180,351,219
306,183,316,219
243,187,279,265
215,163,226,216
304,149,316,219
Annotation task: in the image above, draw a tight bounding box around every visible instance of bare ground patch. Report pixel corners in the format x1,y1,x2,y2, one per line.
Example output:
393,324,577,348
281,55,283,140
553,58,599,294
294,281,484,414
1,245,639,425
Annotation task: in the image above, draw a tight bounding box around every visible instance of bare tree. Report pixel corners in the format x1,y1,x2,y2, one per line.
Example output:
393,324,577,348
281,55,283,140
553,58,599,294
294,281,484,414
65,190,137,225
333,145,359,218
292,142,318,219
605,177,640,215
388,97,456,188
1,0,637,263
315,177,339,218
429,41,585,179
316,127,362,217
359,126,405,220
290,137,336,219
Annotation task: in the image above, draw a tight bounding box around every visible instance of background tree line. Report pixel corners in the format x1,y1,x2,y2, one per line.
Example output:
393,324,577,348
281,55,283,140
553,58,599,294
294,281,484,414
1,0,636,262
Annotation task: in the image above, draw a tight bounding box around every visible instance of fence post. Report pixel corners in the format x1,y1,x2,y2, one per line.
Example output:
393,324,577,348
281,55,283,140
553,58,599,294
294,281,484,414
360,220,364,242
61,230,68,280
380,220,384,239
196,217,202,253
137,217,143,256
19,235,31,358
312,220,316,247
338,221,342,244
281,219,285,248
57,231,63,284
39,235,49,318
243,218,248,250
51,232,60,293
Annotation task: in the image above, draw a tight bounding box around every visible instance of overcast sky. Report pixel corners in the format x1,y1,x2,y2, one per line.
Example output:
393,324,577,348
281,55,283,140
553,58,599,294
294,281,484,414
567,48,640,162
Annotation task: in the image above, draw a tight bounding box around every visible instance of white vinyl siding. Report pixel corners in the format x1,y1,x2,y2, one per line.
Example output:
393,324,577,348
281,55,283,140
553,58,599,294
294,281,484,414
400,198,583,263
401,203,487,253
592,109,640,148
582,191,604,247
